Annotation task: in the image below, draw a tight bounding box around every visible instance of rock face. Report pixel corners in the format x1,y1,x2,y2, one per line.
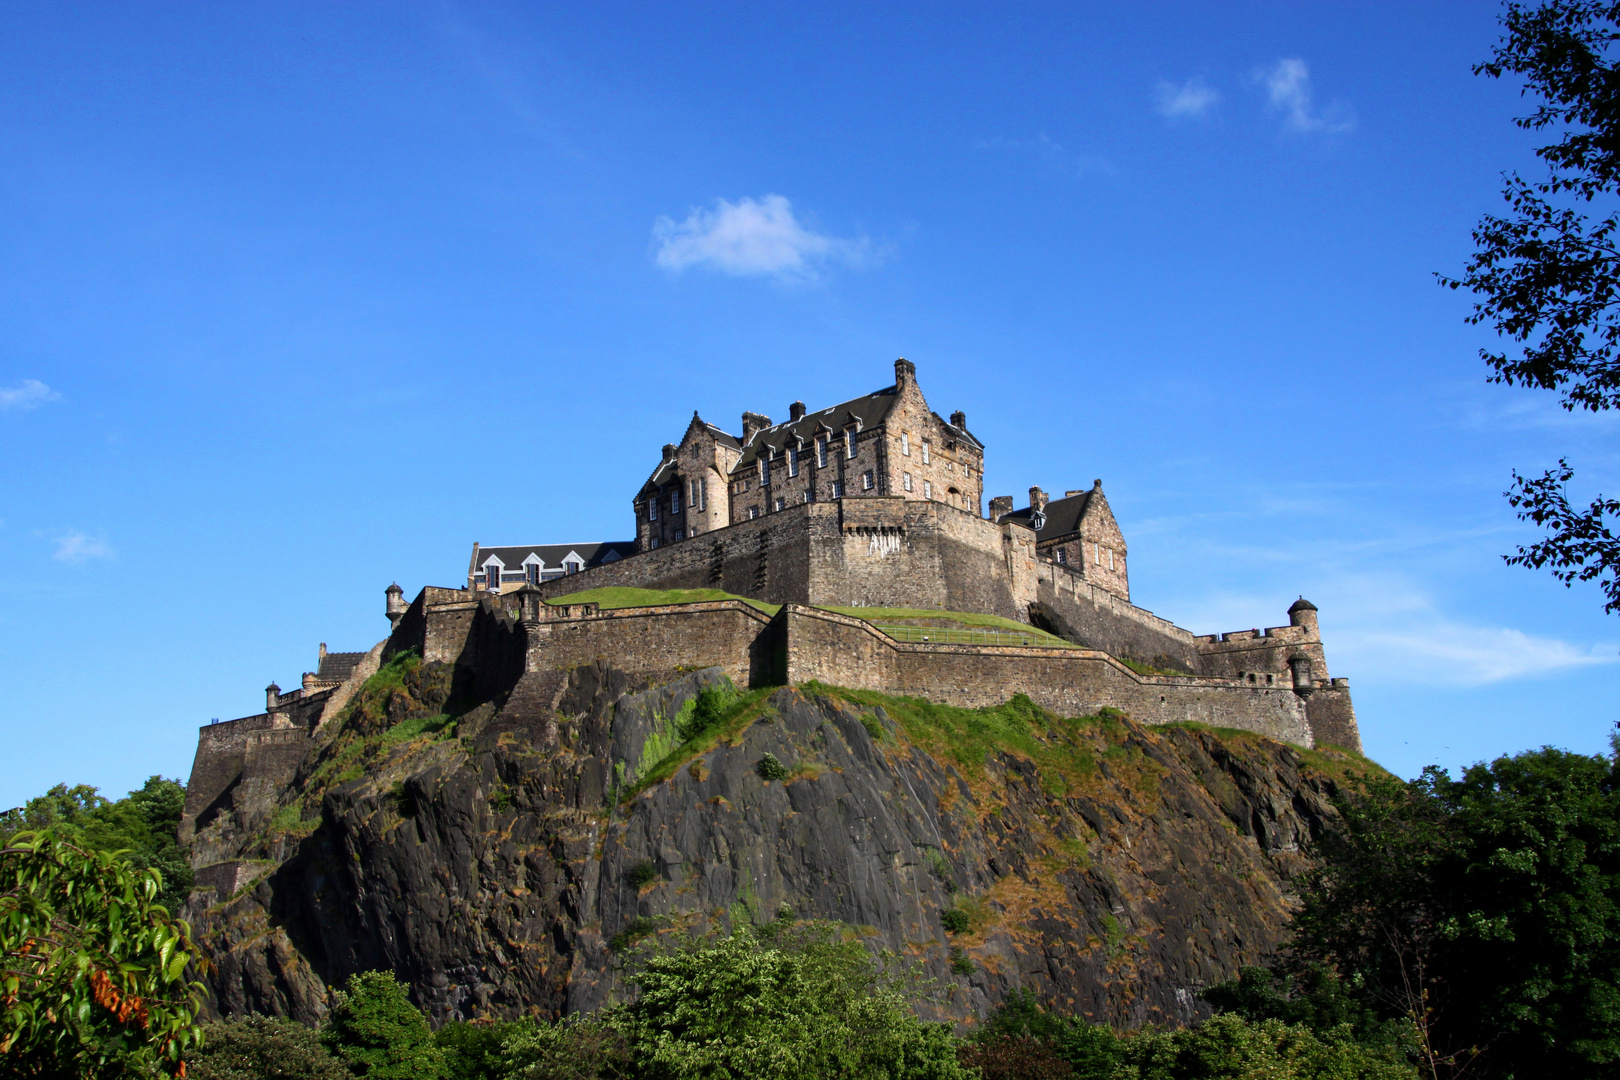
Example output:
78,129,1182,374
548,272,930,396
183,659,1362,1029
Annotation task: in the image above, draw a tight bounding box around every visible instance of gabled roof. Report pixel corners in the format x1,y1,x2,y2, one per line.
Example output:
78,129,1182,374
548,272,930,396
477,542,636,570
1000,490,1094,543
316,651,367,683
732,386,901,474
640,418,744,494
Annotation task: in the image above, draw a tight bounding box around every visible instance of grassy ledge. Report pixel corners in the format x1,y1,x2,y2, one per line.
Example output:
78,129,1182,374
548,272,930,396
814,606,1074,647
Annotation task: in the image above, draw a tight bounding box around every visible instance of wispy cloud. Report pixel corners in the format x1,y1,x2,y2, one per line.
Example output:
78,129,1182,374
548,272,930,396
973,133,1115,178
652,195,874,282
1156,78,1220,120
1256,58,1353,134
0,379,61,412
52,531,114,563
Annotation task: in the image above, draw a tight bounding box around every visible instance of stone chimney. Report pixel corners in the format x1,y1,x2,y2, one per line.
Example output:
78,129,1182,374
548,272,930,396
895,357,916,392
1288,597,1320,636
266,682,281,711
789,401,806,422
302,672,318,690
386,582,406,628
950,410,966,429
1029,487,1048,512
988,495,1014,521
741,412,772,443
662,443,677,463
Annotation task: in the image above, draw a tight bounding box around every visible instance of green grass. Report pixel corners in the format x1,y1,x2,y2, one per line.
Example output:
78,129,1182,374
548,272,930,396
546,586,780,615
1118,657,1195,677
623,685,779,800
815,606,1074,647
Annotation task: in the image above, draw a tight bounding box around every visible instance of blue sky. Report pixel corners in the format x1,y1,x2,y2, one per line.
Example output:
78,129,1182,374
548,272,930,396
2,1,1615,809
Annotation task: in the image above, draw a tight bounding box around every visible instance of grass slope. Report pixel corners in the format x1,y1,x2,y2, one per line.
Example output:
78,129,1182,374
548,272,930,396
546,586,780,615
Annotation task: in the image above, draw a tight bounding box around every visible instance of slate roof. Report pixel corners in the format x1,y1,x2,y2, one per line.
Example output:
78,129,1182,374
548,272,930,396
731,386,902,474
476,542,636,570
316,651,367,683
641,421,742,493
999,490,1093,543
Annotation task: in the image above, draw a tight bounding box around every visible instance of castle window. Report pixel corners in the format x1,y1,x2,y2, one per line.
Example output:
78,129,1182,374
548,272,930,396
526,564,541,584
649,497,658,521
749,506,760,520
862,470,874,491
817,438,828,468
832,480,844,498
924,481,932,499
903,472,912,492
674,529,684,541
650,537,660,548
485,565,500,589
788,446,799,477
1108,549,1114,570
760,459,769,486
775,498,784,512
565,559,581,574
699,476,707,509
922,440,931,464
901,433,910,456
1056,549,1067,564
671,489,681,514
846,429,856,458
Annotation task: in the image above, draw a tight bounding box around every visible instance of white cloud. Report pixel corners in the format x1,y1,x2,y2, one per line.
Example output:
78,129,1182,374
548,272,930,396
1156,78,1219,120
1257,58,1353,134
0,379,61,411
52,531,114,563
652,195,873,282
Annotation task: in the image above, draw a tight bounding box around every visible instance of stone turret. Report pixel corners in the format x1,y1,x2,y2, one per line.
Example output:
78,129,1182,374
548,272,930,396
1288,597,1319,636
265,683,281,711
387,582,407,628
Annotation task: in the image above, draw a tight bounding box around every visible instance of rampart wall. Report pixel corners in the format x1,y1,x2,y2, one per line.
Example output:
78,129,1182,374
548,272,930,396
778,606,1316,747
180,713,315,841
1033,562,1203,672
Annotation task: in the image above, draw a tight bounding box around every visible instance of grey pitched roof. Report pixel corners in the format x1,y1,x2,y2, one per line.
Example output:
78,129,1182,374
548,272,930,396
732,386,901,474
1000,490,1093,543
316,651,367,682
477,542,636,570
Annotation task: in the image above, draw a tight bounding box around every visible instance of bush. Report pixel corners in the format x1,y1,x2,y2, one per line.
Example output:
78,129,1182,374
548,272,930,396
627,861,658,889
191,1014,353,1079
959,1034,1074,1080
940,908,970,934
319,971,447,1080
1118,1013,1415,1080
434,1019,524,1080
498,1016,632,1080
755,754,789,781
676,685,736,742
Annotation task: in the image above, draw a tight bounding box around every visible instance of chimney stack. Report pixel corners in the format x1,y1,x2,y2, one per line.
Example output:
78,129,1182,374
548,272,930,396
662,443,677,463
1029,486,1048,512
789,401,806,422
989,495,1014,521
894,357,916,392
741,412,772,443
950,410,966,429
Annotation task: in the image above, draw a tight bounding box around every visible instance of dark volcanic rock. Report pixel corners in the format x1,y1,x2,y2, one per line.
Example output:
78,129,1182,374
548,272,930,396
184,663,1358,1029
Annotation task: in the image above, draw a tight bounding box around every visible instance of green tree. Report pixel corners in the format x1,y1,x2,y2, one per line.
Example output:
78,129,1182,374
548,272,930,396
190,1014,354,1080
1441,1,1620,611
319,970,447,1080
435,1018,526,1080
1287,749,1620,1078
613,921,971,1080
498,1016,633,1080
0,830,205,1077
1,777,193,911
1118,1014,1414,1080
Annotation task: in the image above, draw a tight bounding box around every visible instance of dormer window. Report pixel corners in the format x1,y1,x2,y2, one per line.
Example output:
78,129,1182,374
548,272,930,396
565,559,581,575
817,437,828,468
788,446,799,477
485,565,500,589
846,428,857,458
526,564,540,584
760,459,769,486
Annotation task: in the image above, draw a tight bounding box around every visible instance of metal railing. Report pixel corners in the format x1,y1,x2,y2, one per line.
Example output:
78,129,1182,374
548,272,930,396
873,625,1061,648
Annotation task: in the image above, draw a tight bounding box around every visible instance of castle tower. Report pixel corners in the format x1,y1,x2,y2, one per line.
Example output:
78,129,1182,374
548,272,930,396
386,582,407,628
1288,597,1319,636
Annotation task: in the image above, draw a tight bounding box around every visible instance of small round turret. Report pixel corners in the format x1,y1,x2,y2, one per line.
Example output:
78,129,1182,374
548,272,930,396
386,582,406,628
266,682,281,711
1288,596,1319,635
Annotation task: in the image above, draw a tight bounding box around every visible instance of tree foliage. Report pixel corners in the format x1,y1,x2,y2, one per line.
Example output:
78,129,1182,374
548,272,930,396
1278,749,1620,1078
319,971,448,1080
1,776,193,911
0,830,204,1077
191,1013,355,1080
1442,1,1620,610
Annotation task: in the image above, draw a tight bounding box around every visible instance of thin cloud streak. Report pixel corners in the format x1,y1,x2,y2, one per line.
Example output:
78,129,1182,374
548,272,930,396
1257,58,1353,134
1156,78,1219,119
52,531,114,563
652,195,875,283
0,379,60,411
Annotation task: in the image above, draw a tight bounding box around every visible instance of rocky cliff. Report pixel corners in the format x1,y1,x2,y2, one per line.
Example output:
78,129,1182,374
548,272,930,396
182,652,1371,1030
